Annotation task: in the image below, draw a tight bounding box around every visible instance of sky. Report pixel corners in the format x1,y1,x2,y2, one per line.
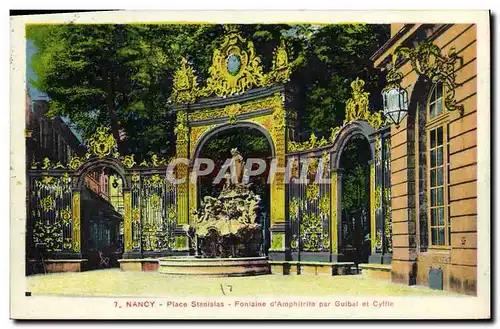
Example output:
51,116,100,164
26,39,47,100
26,39,83,142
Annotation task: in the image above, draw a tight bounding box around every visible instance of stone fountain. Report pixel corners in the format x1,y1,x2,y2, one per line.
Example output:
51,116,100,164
158,149,270,276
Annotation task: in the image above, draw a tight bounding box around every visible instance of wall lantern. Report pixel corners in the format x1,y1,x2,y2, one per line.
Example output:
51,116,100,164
382,42,465,127
382,68,408,127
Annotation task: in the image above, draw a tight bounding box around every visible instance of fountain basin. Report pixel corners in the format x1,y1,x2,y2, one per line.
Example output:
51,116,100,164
158,256,270,277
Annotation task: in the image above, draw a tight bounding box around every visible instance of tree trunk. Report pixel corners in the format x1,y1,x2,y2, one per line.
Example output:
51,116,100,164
103,67,123,153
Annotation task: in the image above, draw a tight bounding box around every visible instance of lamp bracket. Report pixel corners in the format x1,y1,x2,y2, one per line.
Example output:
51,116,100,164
394,42,464,115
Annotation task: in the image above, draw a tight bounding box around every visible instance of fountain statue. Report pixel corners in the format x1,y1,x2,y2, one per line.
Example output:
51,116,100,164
189,148,262,258
159,149,269,276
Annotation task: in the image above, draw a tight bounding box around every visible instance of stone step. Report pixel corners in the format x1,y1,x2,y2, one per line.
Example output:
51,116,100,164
268,261,357,276
359,263,392,281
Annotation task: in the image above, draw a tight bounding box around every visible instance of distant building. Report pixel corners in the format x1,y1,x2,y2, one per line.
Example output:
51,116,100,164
25,96,124,271
25,98,86,166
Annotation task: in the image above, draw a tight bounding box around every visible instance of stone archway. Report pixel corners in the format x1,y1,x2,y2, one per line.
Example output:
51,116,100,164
75,156,128,189
172,88,292,243
73,156,128,269
169,27,295,256
192,121,277,161
191,120,276,210
329,120,377,263
330,120,376,170
191,121,276,255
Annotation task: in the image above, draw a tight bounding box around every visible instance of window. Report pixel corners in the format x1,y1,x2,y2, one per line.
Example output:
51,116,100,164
428,82,444,119
54,132,59,160
39,119,44,148
66,146,72,164
426,83,449,247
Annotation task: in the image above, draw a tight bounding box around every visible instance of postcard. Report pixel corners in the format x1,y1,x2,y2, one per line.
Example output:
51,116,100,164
10,10,490,319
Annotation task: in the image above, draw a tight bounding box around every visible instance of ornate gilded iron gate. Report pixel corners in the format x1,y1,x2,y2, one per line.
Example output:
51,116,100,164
287,151,331,262
283,78,393,264
28,173,74,253
26,127,181,273
130,172,178,253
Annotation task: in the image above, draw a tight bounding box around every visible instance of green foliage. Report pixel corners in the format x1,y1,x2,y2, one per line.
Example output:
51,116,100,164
27,23,389,158
292,24,389,137
198,127,271,212
199,128,270,164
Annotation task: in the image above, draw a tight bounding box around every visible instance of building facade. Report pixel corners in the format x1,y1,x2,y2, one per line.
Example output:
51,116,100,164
25,97,125,272
26,98,86,166
372,24,477,295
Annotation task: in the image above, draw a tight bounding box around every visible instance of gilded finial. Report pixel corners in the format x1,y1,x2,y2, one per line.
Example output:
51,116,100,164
224,24,239,33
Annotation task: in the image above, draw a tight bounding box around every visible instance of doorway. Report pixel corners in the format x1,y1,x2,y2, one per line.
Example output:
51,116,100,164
339,134,372,264
81,166,124,269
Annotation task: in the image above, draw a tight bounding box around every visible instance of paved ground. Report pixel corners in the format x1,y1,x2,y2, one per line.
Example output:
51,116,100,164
26,269,459,297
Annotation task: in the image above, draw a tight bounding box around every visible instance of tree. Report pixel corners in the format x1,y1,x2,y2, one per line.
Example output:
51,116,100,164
292,24,389,138
27,23,389,159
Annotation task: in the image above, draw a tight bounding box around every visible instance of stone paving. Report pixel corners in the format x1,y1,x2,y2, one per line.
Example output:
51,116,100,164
26,269,460,297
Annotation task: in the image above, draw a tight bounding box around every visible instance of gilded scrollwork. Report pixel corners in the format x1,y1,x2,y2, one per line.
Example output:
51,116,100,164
40,195,56,212
288,133,329,152
72,192,81,252
87,126,117,159
41,157,52,170
344,78,385,130
68,156,84,170
197,27,267,98
124,191,132,251
370,163,376,253
394,42,464,114
330,171,338,253
268,39,292,84
171,57,199,104
144,174,165,189
121,155,136,169
136,154,171,168
375,134,382,165
190,125,215,156
171,26,292,104
188,92,284,124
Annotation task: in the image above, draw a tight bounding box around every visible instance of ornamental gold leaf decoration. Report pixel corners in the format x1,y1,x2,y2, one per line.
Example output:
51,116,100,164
124,192,132,251
375,135,382,165
68,156,84,170
136,154,171,168
87,126,117,159
187,93,284,156
41,157,53,170
174,110,189,143
198,29,267,97
306,182,320,201
36,176,59,188
72,192,81,252
344,78,385,130
144,174,164,189
288,133,330,152
288,78,386,152
171,26,292,104
375,185,382,210
394,42,464,114
267,39,292,84
60,208,72,225
30,158,39,169
121,155,136,169
40,195,56,212
171,57,199,104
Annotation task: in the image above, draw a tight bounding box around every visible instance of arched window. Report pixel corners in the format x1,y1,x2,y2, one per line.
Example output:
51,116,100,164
426,83,450,247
